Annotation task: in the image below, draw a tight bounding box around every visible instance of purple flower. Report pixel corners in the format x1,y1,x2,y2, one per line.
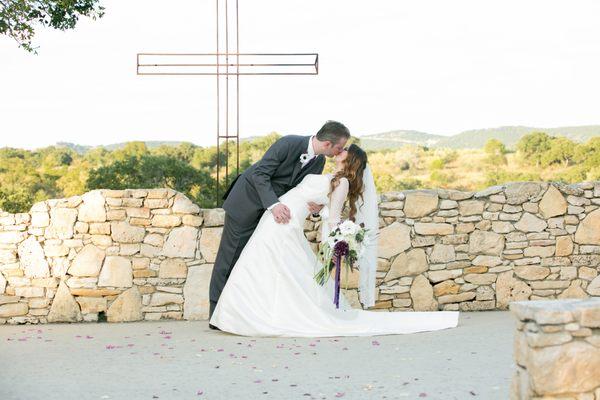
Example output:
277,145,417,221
333,240,349,257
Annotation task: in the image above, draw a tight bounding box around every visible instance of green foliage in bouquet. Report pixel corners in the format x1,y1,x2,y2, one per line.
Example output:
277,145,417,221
314,222,367,288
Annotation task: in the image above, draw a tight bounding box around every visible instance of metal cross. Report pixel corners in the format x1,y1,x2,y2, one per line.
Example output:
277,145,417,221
136,0,319,206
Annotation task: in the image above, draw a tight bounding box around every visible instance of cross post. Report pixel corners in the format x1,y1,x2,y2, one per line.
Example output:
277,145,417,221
136,0,319,206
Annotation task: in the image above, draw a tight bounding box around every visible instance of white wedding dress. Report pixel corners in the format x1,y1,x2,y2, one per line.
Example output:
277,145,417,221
210,173,460,337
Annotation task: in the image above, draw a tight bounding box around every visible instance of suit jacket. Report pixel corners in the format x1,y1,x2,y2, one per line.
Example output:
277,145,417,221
222,135,326,225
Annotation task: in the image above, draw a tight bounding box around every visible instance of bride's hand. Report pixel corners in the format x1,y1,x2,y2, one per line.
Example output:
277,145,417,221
307,202,324,214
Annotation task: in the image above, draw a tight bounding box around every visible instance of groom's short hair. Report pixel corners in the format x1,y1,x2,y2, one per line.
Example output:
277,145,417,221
315,121,350,144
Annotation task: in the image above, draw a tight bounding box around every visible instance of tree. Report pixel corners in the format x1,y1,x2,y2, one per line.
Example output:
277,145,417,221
574,137,600,169
0,147,58,212
542,137,576,167
0,0,104,53
553,165,587,184
113,141,148,161
484,139,506,155
484,139,507,165
0,186,34,213
154,142,197,163
516,132,552,167
83,146,111,167
86,155,216,207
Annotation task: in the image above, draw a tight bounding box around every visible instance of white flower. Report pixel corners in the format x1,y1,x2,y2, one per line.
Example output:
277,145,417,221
299,153,310,163
339,220,359,236
327,236,337,248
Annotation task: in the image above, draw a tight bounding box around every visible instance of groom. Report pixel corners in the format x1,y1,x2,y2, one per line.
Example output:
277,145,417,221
208,120,351,327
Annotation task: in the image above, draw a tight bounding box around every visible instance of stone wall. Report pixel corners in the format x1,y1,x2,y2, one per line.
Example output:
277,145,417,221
0,181,599,324
305,181,600,312
510,298,600,399
0,189,222,324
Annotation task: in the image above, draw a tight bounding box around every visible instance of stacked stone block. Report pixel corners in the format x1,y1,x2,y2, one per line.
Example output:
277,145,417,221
510,298,600,399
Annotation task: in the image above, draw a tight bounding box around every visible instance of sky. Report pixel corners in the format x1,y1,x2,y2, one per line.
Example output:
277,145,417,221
2,0,600,149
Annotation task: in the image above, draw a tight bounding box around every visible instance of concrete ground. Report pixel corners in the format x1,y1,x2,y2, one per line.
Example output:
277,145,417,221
0,311,515,400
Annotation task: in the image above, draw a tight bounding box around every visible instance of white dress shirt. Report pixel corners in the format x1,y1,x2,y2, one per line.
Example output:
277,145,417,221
300,136,316,168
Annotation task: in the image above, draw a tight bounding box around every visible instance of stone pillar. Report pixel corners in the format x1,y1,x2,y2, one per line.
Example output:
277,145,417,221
509,298,600,399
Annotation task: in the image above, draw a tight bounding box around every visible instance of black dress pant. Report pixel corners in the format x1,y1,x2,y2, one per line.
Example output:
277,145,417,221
208,212,261,309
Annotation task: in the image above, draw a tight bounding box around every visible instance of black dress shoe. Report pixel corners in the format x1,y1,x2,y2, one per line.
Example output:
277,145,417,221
208,301,220,330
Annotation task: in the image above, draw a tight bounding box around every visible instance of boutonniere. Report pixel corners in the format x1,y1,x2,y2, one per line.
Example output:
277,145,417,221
299,153,310,163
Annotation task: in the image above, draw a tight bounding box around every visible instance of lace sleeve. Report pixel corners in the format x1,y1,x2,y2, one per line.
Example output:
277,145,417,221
328,177,349,228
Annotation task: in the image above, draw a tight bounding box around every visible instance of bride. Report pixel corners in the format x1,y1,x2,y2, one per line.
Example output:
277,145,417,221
209,144,460,337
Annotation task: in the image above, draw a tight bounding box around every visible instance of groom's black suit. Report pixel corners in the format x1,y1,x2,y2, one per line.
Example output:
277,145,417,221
209,135,326,316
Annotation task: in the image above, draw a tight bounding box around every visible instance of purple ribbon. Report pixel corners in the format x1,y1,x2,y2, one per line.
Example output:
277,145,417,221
333,252,341,309
332,240,349,309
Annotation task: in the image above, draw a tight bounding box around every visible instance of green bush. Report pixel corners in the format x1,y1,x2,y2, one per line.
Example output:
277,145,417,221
429,158,445,170
485,170,541,187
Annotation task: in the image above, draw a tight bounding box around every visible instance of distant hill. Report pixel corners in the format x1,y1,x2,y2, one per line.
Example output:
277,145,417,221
103,141,186,151
358,130,445,151
56,141,191,155
54,125,600,154
56,137,264,155
435,125,600,149
359,125,600,150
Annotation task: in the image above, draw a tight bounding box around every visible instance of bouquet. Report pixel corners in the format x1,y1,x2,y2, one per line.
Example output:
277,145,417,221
314,220,369,308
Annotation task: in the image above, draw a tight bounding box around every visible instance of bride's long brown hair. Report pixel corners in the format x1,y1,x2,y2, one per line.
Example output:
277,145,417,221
330,144,368,221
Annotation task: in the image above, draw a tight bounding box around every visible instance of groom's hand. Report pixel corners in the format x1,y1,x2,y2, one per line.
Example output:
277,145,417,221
272,203,291,224
307,202,324,215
